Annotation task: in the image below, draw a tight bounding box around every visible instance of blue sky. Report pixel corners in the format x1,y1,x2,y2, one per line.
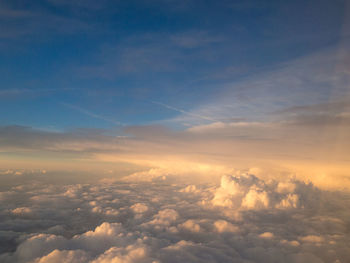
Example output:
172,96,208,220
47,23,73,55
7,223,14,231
0,0,348,131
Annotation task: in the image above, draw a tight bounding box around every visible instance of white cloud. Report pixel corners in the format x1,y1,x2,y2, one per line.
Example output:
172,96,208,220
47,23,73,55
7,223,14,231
131,203,148,214
241,187,269,209
146,209,179,227
259,232,274,239
211,173,316,210
178,220,201,233
121,169,168,182
32,249,90,263
299,235,325,244
91,243,153,263
179,185,199,193
0,172,349,263
213,220,239,233
11,207,32,215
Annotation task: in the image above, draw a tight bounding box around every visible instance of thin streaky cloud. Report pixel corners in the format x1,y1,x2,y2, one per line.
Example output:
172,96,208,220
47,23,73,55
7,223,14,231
62,103,123,126
0,88,78,97
151,101,218,122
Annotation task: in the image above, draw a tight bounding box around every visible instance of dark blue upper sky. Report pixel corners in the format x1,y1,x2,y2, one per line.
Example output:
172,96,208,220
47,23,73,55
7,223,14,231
0,0,348,131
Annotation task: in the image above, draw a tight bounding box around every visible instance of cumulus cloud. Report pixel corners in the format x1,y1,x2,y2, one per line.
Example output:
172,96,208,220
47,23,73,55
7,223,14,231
121,169,168,183
179,185,199,193
211,173,313,210
33,249,89,263
178,220,201,233
0,171,349,263
131,203,149,214
11,207,32,215
259,232,274,239
145,209,179,228
91,244,152,263
213,220,239,233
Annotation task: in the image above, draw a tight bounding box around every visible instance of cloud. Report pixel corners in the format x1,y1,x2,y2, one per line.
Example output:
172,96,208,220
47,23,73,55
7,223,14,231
170,47,350,126
0,4,92,41
11,207,32,215
75,28,231,81
213,220,239,233
0,171,349,263
121,169,168,183
1,121,350,191
91,244,151,263
170,31,223,49
259,232,274,239
179,185,199,193
46,0,113,11
151,101,219,122
131,203,149,214
62,103,123,126
0,88,78,99
211,173,314,210
146,209,179,227
33,249,90,263
299,235,325,244
178,220,201,233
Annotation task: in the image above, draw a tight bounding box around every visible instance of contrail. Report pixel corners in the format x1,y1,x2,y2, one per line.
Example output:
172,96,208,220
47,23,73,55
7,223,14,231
62,103,123,126
151,101,218,122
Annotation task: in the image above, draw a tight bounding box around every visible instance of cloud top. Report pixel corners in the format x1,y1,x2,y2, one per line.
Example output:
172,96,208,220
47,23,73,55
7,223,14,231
0,171,349,262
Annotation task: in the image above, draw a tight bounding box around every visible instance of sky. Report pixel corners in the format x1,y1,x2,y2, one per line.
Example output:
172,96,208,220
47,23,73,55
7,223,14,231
0,0,348,128
1,0,350,188
1,1,350,262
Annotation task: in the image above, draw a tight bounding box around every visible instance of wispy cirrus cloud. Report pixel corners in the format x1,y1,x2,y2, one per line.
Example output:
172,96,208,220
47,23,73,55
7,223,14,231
169,46,350,126
0,0,100,41
0,88,78,98
62,103,123,126
151,101,219,122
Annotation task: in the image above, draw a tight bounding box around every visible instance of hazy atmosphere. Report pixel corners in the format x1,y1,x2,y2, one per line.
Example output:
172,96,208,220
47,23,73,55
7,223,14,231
1,0,350,262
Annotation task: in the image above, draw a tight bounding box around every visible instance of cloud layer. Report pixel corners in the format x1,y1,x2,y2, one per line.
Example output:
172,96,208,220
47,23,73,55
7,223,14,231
0,170,349,262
